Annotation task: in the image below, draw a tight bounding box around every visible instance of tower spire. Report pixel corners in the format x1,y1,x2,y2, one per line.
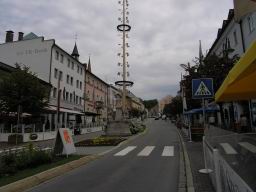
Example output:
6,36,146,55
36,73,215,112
88,56,91,72
72,42,79,60
199,40,203,65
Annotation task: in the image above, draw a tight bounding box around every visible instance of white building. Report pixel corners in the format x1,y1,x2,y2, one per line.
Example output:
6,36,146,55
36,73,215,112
0,31,85,130
207,9,256,131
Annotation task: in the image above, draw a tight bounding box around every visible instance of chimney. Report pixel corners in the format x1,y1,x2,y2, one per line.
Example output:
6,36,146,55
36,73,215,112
5,30,14,42
18,32,24,41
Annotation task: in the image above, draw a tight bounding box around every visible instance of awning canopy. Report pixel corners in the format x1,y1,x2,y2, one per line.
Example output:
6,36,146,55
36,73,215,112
184,106,219,115
215,41,256,102
45,106,84,115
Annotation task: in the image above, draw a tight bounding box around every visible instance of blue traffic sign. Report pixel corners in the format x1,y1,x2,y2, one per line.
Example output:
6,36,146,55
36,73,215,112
192,78,214,99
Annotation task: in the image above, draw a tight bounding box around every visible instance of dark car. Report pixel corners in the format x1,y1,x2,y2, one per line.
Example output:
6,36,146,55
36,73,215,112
155,117,159,120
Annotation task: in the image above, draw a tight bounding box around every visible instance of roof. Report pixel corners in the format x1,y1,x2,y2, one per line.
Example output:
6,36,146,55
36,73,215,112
0,61,52,87
71,43,79,57
86,69,109,86
206,9,234,57
23,32,39,40
0,61,14,72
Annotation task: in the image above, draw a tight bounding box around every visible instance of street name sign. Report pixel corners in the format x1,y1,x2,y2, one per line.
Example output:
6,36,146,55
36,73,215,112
192,78,214,99
54,128,76,155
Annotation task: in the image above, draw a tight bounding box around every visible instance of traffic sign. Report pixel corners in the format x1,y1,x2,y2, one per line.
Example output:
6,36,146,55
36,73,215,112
192,78,214,99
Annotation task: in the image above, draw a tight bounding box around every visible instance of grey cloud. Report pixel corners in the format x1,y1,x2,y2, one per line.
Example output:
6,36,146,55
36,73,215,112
0,0,233,100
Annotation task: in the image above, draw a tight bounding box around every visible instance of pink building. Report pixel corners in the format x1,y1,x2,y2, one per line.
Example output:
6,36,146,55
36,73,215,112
84,58,108,123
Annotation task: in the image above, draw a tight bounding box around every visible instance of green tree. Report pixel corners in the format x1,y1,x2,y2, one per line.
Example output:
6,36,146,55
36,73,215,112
143,99,158,110
163,96,182,117
0,64,49,115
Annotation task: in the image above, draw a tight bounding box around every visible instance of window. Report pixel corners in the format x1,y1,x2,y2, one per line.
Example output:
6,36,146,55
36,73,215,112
70,93,73,102
55,51,59,60
248,15,255,33
70,77,73,85
53,87,57,98
66,75,70,84
80,82,82,90
60,54,64,63
77,65,80,73
76,96,78,104
80,68,83,75
59,71,63,81
71,62,74,69
76,80,79,88
79,97,82,105
54,68,58,79
66,92,69,101
67,59,70,68
233,30,238,45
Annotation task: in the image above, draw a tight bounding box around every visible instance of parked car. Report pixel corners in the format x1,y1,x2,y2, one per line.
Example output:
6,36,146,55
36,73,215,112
155,117,160,120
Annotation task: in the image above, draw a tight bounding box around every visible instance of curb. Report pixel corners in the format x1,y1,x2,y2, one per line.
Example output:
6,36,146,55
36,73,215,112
0,155,99,192
176,128,195,192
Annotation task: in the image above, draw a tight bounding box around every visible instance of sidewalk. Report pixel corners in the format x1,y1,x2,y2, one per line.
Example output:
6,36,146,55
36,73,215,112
180,129,215,192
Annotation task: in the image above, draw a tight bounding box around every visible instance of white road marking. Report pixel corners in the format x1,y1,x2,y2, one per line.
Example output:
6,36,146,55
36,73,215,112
239,142,256,153
137,146,155,156
114,146,137,156
220,143,238,154
162,146,174,156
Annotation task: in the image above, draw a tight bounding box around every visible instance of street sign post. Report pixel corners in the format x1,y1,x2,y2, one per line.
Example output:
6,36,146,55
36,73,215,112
192,78,214,174
192,78,214,99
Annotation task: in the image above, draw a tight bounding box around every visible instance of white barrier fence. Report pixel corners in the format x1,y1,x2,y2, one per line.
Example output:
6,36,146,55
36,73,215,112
0,126,104,142
203,136,254,192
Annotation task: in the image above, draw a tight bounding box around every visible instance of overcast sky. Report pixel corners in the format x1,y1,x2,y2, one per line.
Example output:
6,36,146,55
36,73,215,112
0,0,233,100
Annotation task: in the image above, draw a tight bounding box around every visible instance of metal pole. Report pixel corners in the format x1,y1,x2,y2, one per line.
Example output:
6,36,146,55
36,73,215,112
202,98,205,130
16,104,21,145
122,0,126,117
57,71,61,129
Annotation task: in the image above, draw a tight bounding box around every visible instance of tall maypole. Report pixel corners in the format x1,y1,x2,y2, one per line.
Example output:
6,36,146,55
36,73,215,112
115,0,133,118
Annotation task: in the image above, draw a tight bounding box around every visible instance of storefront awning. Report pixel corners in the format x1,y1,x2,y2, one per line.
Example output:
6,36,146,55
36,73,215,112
45,106,84,115
184,106,219,115
215,41,256,102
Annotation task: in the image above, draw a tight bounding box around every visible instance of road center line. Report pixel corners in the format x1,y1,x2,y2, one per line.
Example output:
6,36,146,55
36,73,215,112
220,143,238,154
162,146,174,156
114,146,137,156
137,146,155,156
239,142,256,153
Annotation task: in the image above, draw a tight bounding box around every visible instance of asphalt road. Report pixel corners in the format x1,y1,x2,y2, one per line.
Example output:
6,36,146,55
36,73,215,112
28,119,181,192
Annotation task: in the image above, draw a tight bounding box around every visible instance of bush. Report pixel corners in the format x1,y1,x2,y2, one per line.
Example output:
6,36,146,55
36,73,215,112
0,144,53,177
0,153,17,176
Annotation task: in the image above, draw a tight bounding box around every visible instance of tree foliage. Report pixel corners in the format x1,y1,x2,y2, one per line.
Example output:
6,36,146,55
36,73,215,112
143,99,158,110
163,96,182,117
181,49,239,110
0,64,50,114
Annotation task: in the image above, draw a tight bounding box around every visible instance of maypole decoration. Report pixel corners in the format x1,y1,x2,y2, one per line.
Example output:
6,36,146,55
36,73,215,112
115,0,134,117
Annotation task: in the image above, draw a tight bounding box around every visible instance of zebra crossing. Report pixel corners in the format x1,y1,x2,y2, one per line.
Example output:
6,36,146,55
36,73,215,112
220,142,256,154
114,146,175,157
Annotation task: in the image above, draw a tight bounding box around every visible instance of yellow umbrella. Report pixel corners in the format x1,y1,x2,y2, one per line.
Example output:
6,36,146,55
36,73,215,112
215,41,256,102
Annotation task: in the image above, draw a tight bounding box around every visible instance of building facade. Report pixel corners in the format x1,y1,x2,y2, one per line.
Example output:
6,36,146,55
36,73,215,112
84,58,108,123
0,31,85,130
207,9,256,131
159,95,173,113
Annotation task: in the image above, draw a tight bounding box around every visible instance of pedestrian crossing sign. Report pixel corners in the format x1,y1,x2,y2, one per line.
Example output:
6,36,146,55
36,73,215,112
192,78,214,99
